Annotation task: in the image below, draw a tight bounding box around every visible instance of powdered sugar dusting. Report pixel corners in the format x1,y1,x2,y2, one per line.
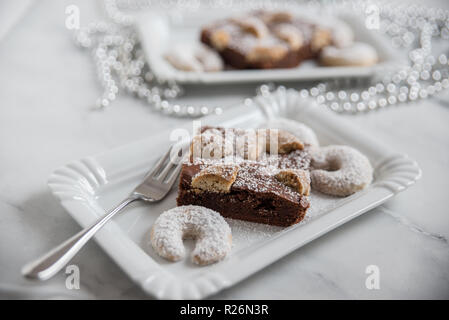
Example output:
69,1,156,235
226,218,282,247
225,190,342,250
188,148,311,201
187,126,312,199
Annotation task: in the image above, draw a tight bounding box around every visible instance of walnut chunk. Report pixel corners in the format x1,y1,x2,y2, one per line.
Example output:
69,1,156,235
260,11,293,24
210,29,230,50
191,164,239,193
311,27,332,52
275,169,311,195
262,129,304,154
233,128,265,160
230,16,268,38
190,129,233,161
274,25,304,50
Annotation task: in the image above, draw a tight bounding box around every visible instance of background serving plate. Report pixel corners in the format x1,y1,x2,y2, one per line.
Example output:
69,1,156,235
136,8,402,84
48,89,420,299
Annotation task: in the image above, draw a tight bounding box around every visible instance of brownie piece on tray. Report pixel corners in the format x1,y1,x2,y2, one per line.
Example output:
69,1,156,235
176,127,311,227
200,10,331,69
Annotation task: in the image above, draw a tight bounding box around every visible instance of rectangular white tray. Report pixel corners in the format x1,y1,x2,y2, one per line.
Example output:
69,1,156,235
136,8,402,84
48,90,420,299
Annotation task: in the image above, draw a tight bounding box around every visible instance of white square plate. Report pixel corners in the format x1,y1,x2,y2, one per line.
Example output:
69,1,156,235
136,8,402,84
48,89,420,299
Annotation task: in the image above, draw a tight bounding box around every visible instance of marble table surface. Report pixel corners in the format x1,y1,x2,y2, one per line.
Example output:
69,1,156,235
1,0,448,299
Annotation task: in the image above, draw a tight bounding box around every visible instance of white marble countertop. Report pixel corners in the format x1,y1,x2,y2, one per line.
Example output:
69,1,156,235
0,0,448,299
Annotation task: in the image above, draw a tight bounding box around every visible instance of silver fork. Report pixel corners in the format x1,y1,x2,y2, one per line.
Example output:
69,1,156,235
22,144,184,281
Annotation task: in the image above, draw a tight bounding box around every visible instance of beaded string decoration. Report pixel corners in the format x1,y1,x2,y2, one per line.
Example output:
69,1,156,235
73,0,449,117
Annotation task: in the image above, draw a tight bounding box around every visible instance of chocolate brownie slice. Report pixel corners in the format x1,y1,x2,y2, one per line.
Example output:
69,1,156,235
200,10,331,69
176,127,311,227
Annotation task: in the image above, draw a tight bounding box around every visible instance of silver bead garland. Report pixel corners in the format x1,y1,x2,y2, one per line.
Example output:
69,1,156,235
73,0,449,117
297,1,449,114
74,0,222,117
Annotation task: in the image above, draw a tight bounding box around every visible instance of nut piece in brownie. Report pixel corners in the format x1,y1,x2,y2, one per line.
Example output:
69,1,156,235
200,10,332,69
176,127,312,227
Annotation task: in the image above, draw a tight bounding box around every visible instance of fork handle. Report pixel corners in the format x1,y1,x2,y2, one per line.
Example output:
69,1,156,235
22,196,139,281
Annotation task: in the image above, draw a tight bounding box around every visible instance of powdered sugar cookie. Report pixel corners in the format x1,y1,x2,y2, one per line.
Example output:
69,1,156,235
319,42,378,67
150,205,232,265
164,43,223,72
310,145,373,196
331,19,354,48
